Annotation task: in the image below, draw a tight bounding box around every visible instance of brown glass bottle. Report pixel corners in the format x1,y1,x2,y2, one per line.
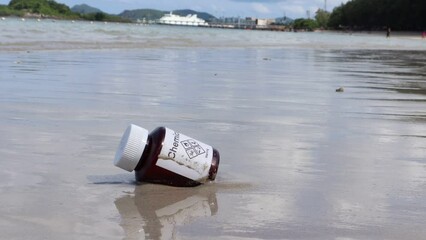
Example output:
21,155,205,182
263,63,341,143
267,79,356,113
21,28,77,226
114,125,220,187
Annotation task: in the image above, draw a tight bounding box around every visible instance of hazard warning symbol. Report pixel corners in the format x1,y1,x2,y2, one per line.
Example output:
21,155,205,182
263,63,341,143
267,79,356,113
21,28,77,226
181,139,205,159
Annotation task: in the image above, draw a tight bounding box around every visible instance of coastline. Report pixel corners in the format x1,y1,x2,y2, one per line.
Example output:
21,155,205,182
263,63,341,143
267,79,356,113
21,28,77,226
1,19,426,52
3,13,426,36
318,29,426,39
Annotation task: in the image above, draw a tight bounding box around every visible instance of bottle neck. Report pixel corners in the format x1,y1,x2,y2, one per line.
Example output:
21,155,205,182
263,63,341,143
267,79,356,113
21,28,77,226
134,136,150,171
134,127,166,176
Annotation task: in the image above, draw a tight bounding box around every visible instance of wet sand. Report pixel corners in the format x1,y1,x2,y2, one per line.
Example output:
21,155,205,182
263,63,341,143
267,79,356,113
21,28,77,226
1,30,426,239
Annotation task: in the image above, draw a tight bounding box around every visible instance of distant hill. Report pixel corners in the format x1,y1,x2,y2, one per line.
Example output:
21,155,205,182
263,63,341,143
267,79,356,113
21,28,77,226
119,9,164,21
71,4,102,14
172,9,216,21
119,8,216,22
0,4,22,16
5,0,128,22
8,0,75,17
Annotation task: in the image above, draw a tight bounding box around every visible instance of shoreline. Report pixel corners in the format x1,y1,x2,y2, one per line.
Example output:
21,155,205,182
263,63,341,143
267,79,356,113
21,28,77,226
317,29,426,38
2,15,426,36
1,18,425,52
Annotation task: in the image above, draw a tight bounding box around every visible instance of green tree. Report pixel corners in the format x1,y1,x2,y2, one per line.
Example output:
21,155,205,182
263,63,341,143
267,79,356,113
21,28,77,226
293,18,318,31
94,12,106,21
9,0,74,17
328,0,426,30
328,4,345,28
315,9,330,29
0,4,23,16
2,0,128,22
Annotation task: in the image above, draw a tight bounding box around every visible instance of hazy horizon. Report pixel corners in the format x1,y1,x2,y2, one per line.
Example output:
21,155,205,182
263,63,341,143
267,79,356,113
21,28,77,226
0,0,349,19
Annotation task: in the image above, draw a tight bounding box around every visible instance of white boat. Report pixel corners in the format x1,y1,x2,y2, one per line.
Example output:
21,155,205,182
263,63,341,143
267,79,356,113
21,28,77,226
157,12,208,27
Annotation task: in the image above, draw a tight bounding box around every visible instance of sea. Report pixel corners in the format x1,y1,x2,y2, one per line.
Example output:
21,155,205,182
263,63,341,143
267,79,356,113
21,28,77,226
1,17,426,239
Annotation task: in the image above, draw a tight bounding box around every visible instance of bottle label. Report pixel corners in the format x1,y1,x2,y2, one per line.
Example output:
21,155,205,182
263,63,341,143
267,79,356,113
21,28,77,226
157,128,213,182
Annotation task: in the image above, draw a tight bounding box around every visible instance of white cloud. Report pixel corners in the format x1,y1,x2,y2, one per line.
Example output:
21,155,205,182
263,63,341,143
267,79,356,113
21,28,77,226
251,3,270,14
277,3,305,17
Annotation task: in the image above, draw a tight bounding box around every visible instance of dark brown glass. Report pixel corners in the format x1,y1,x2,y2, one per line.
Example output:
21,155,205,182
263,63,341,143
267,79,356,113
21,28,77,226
134,127,220,187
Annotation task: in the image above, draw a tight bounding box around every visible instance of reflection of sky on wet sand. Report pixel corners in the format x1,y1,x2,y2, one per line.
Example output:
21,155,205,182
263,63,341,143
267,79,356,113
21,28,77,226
1,47,426,239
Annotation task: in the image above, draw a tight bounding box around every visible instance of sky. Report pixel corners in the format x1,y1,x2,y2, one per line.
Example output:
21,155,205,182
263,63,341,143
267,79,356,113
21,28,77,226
0,0,350,19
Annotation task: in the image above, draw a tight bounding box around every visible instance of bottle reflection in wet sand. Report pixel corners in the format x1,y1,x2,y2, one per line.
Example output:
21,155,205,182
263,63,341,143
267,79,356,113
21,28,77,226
114,185,218,239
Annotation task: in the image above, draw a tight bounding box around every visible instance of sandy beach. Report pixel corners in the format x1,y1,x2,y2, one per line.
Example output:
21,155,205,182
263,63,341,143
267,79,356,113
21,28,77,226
1,20,426,239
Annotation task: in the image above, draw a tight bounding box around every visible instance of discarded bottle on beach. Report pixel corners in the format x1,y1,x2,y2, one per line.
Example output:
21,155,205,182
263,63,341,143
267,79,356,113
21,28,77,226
114,124,220,187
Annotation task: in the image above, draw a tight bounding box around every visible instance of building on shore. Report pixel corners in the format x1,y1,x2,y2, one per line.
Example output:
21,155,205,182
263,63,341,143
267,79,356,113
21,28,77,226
255,18,276,28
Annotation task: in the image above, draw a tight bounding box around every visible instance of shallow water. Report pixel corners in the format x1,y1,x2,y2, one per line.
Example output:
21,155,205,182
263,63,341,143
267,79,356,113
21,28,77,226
1,20,426,239
1,17,426,50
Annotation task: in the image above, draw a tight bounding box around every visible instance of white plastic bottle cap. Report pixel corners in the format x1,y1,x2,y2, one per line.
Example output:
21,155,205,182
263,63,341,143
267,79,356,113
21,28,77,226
114,124,149,172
